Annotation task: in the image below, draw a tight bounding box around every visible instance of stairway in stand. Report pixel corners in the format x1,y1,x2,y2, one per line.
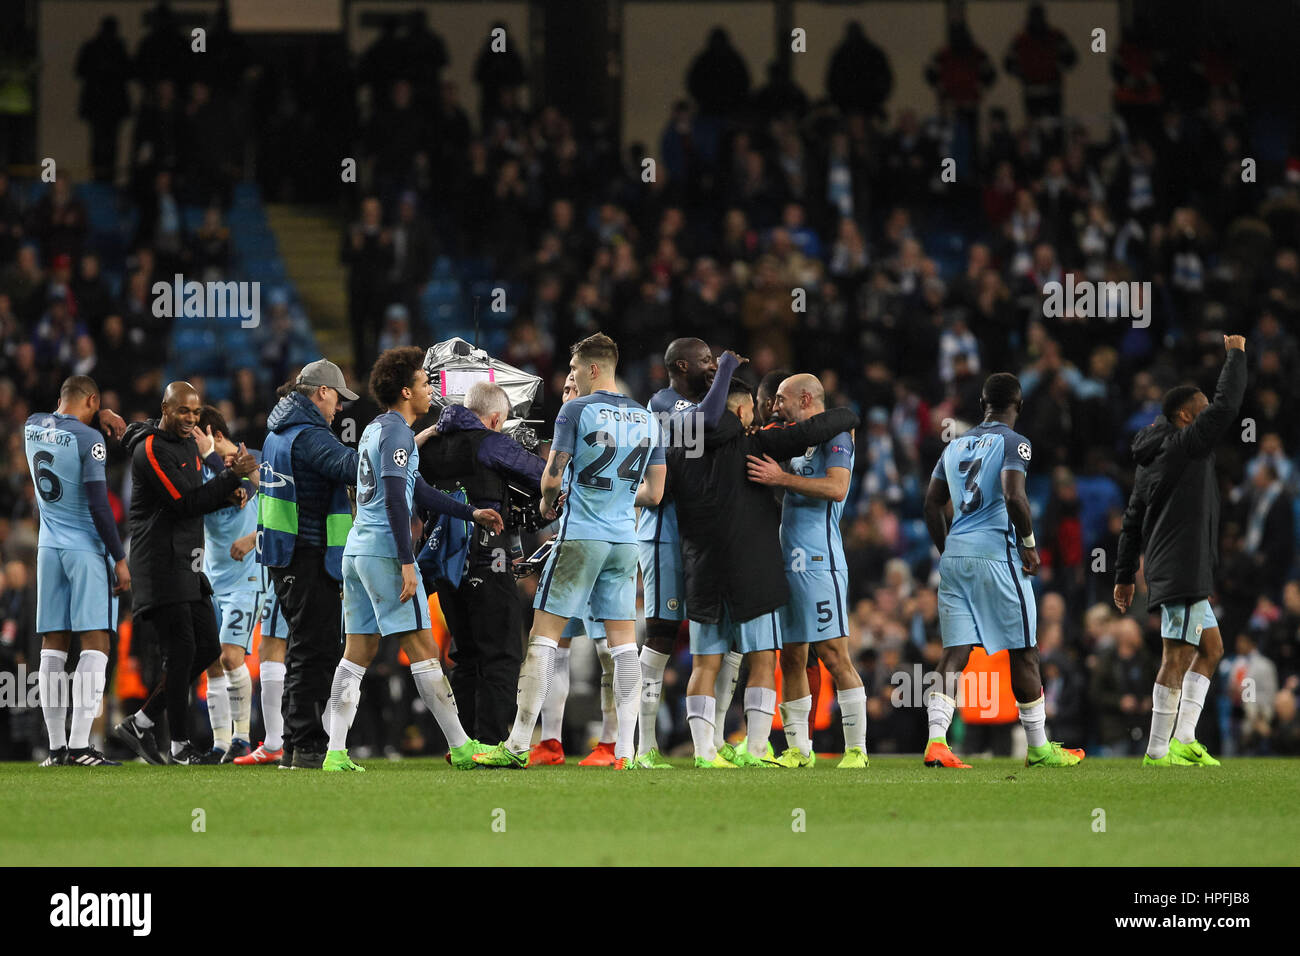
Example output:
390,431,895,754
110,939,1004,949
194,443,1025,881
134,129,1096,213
264,205,350,366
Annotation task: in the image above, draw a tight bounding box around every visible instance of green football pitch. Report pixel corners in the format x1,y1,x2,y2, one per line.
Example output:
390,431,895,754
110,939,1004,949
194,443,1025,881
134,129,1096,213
2,757,1296,866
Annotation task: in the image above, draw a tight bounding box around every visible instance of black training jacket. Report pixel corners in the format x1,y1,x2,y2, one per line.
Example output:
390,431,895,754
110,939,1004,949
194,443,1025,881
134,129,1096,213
668,407,860,625
1114,350,1247,609
123,420,243,614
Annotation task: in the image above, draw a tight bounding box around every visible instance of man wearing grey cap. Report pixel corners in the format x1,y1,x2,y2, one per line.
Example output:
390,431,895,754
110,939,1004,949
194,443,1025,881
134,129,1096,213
257,359,361,769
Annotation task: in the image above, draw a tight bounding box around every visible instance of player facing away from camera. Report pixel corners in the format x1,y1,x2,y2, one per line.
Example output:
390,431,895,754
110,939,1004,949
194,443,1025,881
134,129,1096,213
746,374,868,769
323,348,503,772
1114,336,1247,767
923,373,1084,768
530,371,620,767
634,337,738,769
476,333,666,770
25,375,131,766
196,405,261,764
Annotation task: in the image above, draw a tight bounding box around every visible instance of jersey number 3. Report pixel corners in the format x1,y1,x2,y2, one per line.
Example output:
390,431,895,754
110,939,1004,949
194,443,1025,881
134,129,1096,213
576,431,649,492
957,456,982,514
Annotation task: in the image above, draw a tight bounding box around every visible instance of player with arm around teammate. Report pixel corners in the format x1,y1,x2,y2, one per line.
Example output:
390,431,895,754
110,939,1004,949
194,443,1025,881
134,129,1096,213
922,373,1084,768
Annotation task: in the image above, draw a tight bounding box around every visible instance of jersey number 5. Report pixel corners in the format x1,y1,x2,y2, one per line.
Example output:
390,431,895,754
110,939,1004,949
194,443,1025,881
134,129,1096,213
957,456,983,514
576,431,650,492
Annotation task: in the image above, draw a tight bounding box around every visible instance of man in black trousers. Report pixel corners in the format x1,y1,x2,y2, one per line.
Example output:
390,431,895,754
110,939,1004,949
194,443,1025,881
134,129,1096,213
418,381,543,744
113,381,257,764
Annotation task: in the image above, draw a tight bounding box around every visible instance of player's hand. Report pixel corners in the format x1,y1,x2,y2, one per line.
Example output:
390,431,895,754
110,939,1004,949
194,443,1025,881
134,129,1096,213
113,559,131,594
746,454,786,487
227,488,247,508
98,408,126,440
230,536,255,562
1224,334,1246,353
1113,582,1135,613
230,443,257,477
472,508,504,533
195,425,216,457
399,563,418,603
723,349,749,366
1019,545,1040,576
415,424,440,447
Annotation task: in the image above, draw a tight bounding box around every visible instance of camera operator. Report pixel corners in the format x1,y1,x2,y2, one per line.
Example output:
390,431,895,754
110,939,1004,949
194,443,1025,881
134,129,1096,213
417,381,544,744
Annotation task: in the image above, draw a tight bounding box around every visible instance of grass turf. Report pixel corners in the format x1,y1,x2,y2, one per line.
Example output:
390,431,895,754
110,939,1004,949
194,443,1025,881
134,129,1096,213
2,756,1296,866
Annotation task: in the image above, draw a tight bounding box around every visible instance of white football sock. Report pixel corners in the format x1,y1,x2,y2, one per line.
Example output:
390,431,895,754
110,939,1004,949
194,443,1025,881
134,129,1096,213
540,646,570,742
686,694,716,760
506,637,557,752
171,739,189,757
838,685,868,751
713,650,743,749
637,646,669,754
1175,671,1210,743
68,649,108,750
1148,683,1181,759
781,694,813,756
259,661,285,750
325,658,366,751
411,658,468,750
744,686,776,757
207,673,232,751
595,639,616,744
225,663,252,739
39,649,69,750
926,690,957,742
611,643,641,760
133,710,154,729
1017,695,1047,748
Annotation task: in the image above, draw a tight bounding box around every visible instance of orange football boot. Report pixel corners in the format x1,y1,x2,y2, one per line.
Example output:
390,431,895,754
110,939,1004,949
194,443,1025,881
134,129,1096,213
578,741,617,766
528,738,565,766
923,740,972,768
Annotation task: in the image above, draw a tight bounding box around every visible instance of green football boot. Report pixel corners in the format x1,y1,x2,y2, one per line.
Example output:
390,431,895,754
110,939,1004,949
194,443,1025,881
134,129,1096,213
322,749,365,773
470,742,528,769
731,748,773,768
694,753,740,769
1025,741,1082,767
717,742,740,766
771,747,816,768
836,746,870,769
635,748,673,769
1143,750,1195,767
1168,738,1221,766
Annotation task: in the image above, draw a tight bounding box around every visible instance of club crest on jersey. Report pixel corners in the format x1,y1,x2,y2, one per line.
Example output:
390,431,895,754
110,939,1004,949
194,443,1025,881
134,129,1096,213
393,447,409,468
91,442,106,462
667,598,680,611
1017,442,1031,461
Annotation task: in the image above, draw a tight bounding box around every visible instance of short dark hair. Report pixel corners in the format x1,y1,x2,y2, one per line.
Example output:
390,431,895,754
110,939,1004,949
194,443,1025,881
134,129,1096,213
758,370,789,403
197,404,230,440
981,373,1022,412
571,332,619,370
726,378,754,408
1162,384,1202,421
370,346,427,407
59,375,99,402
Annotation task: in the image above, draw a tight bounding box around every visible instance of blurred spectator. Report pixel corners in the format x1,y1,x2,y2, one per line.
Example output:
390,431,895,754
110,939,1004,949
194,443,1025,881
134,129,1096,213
1089,618,1152,754
826,21,893,120
1002,3,1076,134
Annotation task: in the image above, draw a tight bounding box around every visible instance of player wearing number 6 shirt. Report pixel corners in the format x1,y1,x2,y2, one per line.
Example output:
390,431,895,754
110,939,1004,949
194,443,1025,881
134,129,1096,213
475,333,667,770
923,373,1084,769
25,375,131,767
323,347,504,772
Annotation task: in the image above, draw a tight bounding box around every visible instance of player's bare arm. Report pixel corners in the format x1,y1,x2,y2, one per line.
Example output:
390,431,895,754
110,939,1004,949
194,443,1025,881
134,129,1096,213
540,449,571,518
746,455,849,501
1001,469,1039,576
923,476,951,553
634,462,667,508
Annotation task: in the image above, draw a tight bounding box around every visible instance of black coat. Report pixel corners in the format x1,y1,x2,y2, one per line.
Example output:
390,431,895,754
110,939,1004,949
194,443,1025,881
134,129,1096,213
1115,350,1247,609
123,420,242,614
669,408,859,625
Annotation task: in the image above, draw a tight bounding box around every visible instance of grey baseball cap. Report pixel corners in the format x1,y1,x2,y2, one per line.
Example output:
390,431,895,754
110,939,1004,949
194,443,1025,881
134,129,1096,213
296,359,359,401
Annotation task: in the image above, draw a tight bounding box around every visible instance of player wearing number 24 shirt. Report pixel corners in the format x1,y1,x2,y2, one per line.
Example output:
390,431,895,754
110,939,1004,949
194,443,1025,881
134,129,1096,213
923,372,1085,770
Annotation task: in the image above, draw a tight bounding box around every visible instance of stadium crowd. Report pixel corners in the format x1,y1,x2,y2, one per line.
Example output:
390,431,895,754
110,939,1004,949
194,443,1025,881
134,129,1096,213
2,4,1299,761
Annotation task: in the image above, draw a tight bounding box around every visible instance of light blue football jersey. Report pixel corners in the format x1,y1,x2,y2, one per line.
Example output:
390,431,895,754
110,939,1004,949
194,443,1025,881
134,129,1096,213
202,449,262,594
636,387,696,544
346,411,419,559
780,431,855,570
931,421,1032,559
552,390,664,544
24,412,109,554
